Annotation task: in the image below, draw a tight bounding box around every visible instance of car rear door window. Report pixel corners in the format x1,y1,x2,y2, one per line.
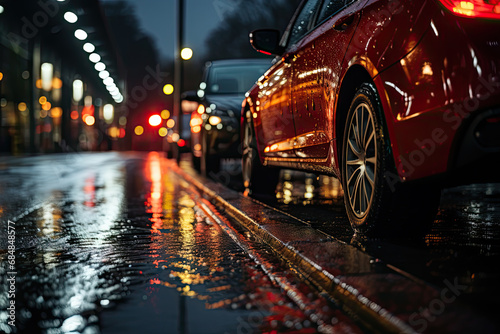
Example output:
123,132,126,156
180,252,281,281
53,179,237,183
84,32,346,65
207,64,271,94
317,0,356,24
288,0,323,46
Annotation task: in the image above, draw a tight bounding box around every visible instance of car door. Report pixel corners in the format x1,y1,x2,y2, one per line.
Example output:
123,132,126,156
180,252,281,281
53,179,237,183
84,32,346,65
256,58,297,159
292,0,364,159
258,0,324,159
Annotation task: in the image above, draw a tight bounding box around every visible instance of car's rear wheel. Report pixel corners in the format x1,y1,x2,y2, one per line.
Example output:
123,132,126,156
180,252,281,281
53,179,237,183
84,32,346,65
242,110,280,195
201,130,220,178
341,83,441,237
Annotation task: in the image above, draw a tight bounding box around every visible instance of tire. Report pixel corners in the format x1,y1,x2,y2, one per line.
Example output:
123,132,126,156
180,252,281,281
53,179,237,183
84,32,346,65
201,130,220,178
341,83,441,237
242,110,280,195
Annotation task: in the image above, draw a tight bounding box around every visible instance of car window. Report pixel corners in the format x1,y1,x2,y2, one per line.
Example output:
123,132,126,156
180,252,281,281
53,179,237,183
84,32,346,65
317,0,357,24
206,63,270,94
288,0,323,46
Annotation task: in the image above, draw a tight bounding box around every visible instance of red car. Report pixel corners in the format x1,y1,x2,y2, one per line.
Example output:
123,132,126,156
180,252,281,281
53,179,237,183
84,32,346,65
243,0,500,236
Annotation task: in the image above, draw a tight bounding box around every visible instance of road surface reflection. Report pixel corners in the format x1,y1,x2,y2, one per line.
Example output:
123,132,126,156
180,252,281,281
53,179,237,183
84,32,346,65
0,153,359,334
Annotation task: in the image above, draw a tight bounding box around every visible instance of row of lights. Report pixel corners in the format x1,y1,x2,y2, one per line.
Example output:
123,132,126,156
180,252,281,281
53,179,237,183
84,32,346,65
63,6,123,104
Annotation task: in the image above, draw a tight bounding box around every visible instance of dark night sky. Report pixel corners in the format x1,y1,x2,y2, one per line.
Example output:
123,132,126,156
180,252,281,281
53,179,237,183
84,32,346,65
101,0,230,60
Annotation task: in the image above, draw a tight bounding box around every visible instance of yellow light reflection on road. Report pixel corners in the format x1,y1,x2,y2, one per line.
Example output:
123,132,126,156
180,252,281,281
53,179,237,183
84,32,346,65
144,157,229,303
146,152,163,231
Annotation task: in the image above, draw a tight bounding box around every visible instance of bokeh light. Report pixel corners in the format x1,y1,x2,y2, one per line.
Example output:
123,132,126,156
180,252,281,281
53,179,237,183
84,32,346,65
161,109,170,119
85,116,95,126
159,127,168,137
163,84,174,95
149,114,162,127
135,125,144,136
180,48,193,60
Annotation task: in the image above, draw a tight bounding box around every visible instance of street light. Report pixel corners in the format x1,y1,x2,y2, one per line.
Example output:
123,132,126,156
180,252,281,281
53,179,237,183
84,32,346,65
89,53,101,63
99,70,110,79
83,43,95,53
73,79,83,102
41,63,53,91
163,84,174,95
103,104,114,123
180,48,193,60
74,29,88,40
103,77,114,86
94,62,106,71
106,84,117,92
135,126,144,135
64,12,78,23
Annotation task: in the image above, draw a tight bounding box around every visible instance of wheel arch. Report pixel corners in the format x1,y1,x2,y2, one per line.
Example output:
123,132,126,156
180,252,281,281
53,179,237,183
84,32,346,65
241,101,265,165
335,65,374,170
335,61,399,178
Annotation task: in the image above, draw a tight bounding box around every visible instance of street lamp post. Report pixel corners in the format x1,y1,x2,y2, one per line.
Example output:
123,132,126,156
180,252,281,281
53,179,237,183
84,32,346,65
174,0,185,163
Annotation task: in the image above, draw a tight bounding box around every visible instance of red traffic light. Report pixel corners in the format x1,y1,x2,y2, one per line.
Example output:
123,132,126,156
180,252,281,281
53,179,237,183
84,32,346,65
149,114,162,127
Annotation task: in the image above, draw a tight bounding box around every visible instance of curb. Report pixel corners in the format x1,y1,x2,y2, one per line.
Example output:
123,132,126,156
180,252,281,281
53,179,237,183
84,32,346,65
173,163,495,333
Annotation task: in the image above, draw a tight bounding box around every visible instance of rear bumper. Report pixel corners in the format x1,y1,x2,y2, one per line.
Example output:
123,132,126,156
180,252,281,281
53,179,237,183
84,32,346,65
446,108,500,185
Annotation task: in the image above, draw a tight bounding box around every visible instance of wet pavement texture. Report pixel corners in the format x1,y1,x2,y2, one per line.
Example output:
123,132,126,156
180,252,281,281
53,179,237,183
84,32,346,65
0,153,363,334
246,169,500,326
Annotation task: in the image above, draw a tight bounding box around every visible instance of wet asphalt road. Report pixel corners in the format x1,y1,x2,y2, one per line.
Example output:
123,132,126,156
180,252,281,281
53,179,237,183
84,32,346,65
0,152,362,334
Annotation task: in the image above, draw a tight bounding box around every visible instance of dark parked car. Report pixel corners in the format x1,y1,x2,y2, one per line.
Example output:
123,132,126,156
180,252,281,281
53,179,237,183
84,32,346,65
242,0,500,236
192,59,272,176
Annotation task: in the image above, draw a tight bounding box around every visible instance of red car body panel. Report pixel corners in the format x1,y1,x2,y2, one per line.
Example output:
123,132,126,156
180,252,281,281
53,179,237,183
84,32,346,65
377,3,500,180
246,0,500,184
291,0,366,159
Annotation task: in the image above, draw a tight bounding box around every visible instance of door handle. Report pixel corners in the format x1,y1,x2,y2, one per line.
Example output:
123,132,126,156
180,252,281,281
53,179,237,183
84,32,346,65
333,13,357,31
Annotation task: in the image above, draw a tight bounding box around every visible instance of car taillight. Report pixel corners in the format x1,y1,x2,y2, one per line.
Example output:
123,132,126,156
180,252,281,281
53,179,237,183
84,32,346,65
438,0,500,19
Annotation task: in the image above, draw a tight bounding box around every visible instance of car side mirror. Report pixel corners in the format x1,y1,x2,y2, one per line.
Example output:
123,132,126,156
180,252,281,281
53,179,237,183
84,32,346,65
249,29,284,56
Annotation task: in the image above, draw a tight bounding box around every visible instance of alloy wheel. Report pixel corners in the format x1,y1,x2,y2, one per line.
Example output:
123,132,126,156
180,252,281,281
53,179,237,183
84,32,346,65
344,102,377,218
242,117,253,188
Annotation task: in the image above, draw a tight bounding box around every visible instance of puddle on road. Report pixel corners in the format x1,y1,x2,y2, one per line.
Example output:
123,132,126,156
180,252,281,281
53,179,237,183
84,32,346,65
0,153,356,334
276,171,344,206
